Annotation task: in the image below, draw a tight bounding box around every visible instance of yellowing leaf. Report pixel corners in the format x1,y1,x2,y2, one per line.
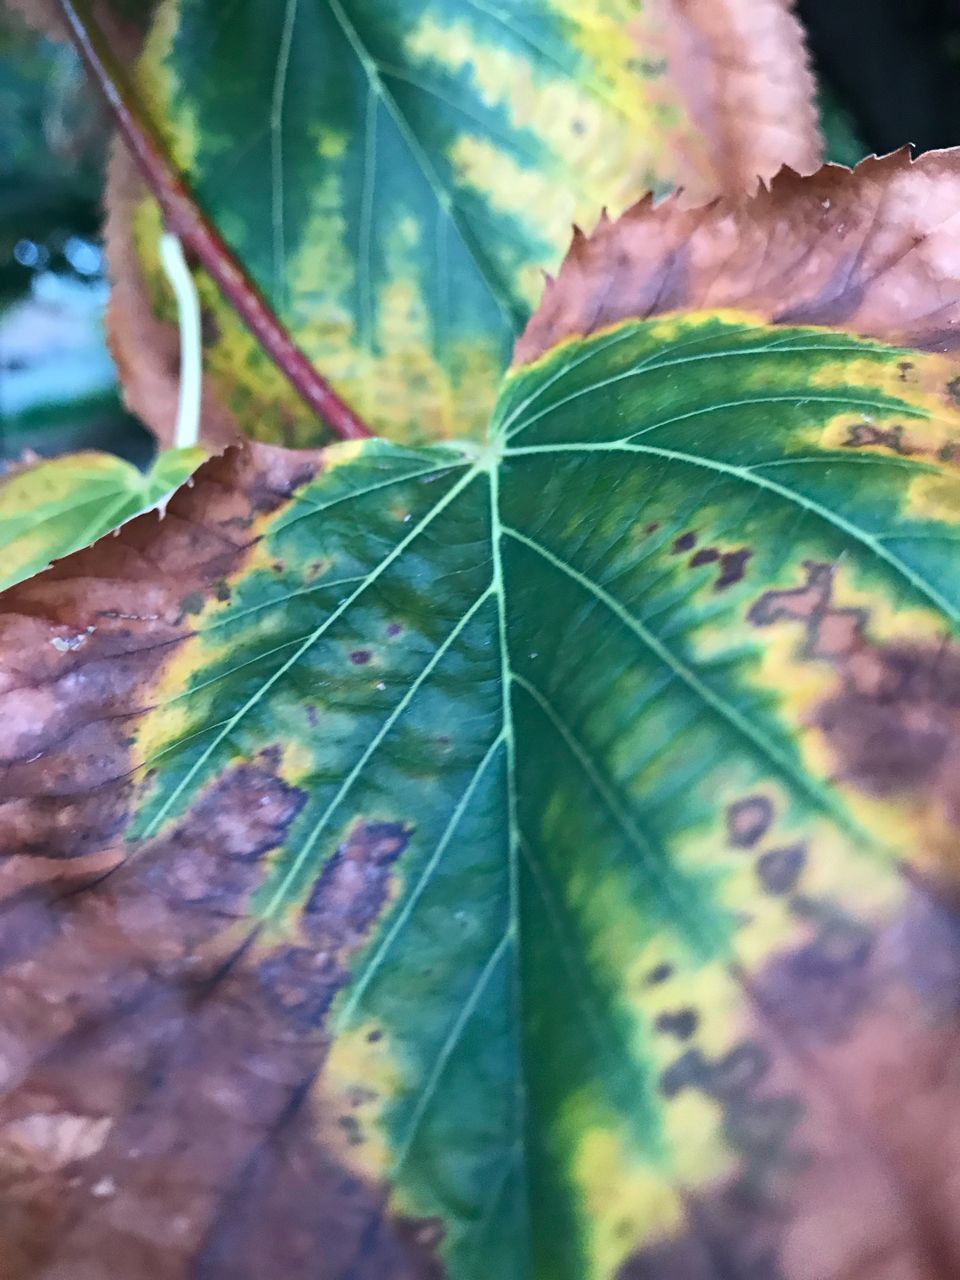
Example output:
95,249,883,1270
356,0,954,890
10,155,960,1278
0,446,206,591
105,0,820,447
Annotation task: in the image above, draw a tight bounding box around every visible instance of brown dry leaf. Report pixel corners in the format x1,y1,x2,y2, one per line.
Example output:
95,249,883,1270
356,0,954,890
649,0,821,205
516,148,960,364
0,444,443,1279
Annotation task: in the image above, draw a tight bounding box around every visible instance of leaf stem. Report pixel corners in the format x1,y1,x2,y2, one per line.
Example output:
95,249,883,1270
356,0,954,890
56,0,374,442
158,232,201,450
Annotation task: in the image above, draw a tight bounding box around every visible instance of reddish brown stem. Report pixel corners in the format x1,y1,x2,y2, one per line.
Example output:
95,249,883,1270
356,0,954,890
57,0,373,442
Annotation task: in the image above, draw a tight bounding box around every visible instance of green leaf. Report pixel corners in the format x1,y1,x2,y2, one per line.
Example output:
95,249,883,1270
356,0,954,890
110,0,820,447
0,445,206,591
6,155,960,1278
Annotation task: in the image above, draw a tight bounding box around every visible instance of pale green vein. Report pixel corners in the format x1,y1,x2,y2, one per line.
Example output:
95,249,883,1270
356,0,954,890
503,345,920,443
141,462,481,839
270,0,299,308
197,573,368,635
517,827,635,1067
262,583,495,918
337,730,506,1027
326,0,520,327
505,441,960,624
271,457,468,533
503,523,868,837
748,453,939,474
513,672,724,959
374,60,544,165
488,457,530,1268
357,78,378,348
497,322,884,438
391,929,511,1177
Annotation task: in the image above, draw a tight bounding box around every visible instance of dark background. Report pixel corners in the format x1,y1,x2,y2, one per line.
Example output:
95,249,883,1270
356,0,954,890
799,0,960,156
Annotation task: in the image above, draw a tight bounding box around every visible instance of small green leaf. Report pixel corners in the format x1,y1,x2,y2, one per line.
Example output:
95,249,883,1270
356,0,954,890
0,445,206,591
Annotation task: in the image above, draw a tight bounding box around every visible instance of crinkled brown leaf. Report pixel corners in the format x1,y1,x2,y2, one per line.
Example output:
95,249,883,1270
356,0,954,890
0,444,444,1279
516,148,960,364
649,0,820,205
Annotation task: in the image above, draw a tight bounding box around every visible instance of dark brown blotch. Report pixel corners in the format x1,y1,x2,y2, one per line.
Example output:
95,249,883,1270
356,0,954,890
655,1008,699,1040
671,531,697,554
817,641,960,809
616,1183,781,1280
727,796,774,848
689,547,720,567
715,548,752,591
754,906,874,1044
843,421,915,455
302,820,411,954
756,845,806,895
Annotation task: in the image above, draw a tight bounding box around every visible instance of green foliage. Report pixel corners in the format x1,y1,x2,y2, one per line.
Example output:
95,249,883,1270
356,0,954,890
0,445,205,590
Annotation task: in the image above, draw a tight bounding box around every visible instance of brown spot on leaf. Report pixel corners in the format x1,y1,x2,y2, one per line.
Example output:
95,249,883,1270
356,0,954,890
0,446,442,1278
655,1009,699,1040
749,560,867,663
757,845,806,895
817,642,960,817
715,548,752,591
349,649,372,665
672,531,697,554
689,547,720,567
843,421,916,455
754,567,960,827
755,902,875,1046
727,796,773,848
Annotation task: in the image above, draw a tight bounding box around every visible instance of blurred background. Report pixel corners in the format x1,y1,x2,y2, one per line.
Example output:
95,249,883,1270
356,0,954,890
0,7,152,468
1,0,959,470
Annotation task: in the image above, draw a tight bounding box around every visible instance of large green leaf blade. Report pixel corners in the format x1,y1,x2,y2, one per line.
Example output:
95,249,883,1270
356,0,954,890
5,155,960,1278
